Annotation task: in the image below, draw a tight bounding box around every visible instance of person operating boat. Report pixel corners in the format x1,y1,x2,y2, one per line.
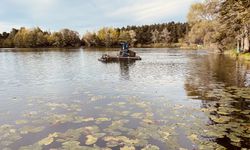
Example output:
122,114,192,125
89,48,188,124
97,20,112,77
120,42,129,57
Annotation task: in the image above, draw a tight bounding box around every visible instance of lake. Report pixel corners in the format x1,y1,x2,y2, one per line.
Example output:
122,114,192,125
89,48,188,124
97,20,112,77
0,48,249,150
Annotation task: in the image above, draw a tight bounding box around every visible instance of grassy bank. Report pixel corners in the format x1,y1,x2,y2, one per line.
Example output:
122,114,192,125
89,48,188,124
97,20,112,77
224,50,250,61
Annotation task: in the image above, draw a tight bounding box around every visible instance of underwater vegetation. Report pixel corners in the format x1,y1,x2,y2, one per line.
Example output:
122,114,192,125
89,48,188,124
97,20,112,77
0,85,249,150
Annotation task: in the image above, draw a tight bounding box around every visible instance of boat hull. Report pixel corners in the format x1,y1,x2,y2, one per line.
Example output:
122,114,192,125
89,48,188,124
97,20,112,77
98,56,141,62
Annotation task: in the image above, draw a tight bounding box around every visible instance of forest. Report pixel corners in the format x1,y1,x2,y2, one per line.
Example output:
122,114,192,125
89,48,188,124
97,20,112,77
187,0,250,53
0,22,188,48
0,0,249,53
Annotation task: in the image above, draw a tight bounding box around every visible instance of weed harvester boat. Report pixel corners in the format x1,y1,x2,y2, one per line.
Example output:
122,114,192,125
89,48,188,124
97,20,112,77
98,42,141,62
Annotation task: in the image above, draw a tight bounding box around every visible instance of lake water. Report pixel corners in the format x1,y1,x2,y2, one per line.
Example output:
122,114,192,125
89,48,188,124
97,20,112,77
0,48,249,150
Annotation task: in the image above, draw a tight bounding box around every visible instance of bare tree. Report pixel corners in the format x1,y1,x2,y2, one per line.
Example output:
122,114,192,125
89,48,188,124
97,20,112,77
129,30,137,47
151,29,159,44
160,28,171,43
83,31,97,47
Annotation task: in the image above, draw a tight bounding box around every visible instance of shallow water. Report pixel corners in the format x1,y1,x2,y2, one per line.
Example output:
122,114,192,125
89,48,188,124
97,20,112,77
0,48,249,150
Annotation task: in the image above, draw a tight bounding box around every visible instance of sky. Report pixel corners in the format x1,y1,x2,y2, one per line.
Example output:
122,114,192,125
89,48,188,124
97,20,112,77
0,0,201,34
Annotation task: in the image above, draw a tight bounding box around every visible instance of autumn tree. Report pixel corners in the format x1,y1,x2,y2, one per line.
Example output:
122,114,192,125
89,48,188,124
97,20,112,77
13,27,48,47
48,29,80,47
187,0,219,47
187,0,250,53
160,28,171,43
119,30,130,42
82,31,97,47
60,29,81,47
97,27,119,47
118,30,137,47
0,28,18,47
0,22,189,48
151,29,160,44
218,0,250,52
13,27,27,47
128,30,137,47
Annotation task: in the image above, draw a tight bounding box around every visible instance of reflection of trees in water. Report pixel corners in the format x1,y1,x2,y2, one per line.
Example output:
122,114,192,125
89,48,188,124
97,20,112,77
185,54,250,99
119,61,135,80
184,54,250,149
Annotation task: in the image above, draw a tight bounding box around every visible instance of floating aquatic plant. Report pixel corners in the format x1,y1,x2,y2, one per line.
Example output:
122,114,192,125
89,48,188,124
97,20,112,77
85,135,98,145
38,132,58,146
142,144,160,150
19,143,42,150
19,126,45,134
15,120,28,125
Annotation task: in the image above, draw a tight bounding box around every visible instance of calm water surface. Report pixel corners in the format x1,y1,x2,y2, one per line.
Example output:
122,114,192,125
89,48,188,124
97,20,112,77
0,48,249,150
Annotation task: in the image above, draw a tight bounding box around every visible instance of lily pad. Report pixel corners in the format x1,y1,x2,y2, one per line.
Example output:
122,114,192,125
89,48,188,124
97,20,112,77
95,117,111,122
103,136,139,147
19,143,42,150
210,115,231,124
188,134,198,142
142,119,154,124
38,132,58,146
227,134,241,143
15,120,28,125
74,117,94,123
62,140,81,150
90,95,105,102
85,135,98,145
83,126,100,135
142,144,160,150
120,146,135,150
19,126,45,134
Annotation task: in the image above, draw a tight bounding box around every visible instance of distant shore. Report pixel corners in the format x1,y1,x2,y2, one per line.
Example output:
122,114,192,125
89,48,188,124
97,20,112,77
0,43,201,50
0,43,199,50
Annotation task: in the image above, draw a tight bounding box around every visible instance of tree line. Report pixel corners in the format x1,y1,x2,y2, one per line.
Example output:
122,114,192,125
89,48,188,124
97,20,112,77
0,22,189,48
1,0,248,52
0,27,81,48
83,22,189,47
187,0,250,53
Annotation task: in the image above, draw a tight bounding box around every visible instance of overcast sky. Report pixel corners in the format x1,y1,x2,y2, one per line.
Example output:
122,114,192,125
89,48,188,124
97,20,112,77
0,0,201,34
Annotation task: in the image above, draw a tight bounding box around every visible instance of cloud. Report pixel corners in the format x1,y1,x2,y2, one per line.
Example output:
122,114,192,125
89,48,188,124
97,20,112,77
107,0,197,24
9,0,59,21
0,21,29,33
8,0,58,12
0,0,202,33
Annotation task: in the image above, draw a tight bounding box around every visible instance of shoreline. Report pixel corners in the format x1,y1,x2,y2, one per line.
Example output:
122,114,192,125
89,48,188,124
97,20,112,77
0,43,201,50
224,50,250,62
